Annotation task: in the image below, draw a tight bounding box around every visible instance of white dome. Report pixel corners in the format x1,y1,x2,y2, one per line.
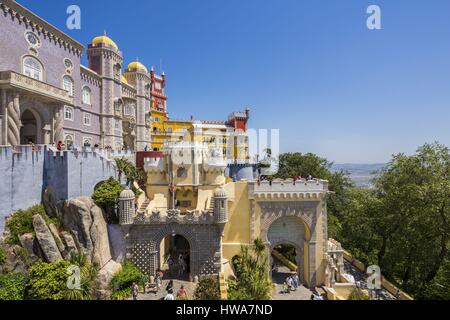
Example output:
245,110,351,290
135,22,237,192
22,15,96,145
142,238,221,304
214,187,227,198
119,187,135,200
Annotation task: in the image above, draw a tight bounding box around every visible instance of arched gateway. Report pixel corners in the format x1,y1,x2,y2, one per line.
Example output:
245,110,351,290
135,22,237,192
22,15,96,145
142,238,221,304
127,221,222,281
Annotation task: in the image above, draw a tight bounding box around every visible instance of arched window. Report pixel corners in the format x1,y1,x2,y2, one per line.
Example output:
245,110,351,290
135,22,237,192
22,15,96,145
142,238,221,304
63,76,74,97
82,86,91,105
23,56,43,81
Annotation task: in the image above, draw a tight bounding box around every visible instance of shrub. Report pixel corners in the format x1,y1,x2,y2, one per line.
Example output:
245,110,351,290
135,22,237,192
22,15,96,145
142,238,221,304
347,288,370,300
27,260,72,300
92,177,122,223
110,262,146,300
193,277,221,300
0,246,6,266
0,273,29,300
5,204,57,245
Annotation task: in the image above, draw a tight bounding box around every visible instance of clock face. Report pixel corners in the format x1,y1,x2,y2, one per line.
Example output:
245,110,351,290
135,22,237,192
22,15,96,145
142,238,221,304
26,32,39,47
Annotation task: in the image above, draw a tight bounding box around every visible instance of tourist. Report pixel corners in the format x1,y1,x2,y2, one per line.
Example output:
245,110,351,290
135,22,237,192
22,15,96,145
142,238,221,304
57,141,63,151
164,289,175,300
166,279,174,293
131,282,139,301
293,273,300,289
155,272,162,289
286,276,294,291
178,254,185,276
177,285,187,298
167,255,174,275
282,282,289,294
144,145,148,152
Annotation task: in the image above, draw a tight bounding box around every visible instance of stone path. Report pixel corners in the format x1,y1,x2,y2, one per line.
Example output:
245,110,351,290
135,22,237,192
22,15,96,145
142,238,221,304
133,279,197,300
271,266,313,300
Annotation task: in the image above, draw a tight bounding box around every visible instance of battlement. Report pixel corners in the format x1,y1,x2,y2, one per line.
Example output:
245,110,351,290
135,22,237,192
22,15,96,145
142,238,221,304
250,178,328,199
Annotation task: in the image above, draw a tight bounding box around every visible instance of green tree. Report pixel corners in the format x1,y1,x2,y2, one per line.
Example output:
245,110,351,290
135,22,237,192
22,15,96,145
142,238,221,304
193,277,221,300
92,177,122,223
64,252,98,300
228,239,272,300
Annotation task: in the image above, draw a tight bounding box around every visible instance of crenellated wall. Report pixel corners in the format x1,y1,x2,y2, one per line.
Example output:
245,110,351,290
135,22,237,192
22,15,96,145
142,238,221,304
0,145,118,232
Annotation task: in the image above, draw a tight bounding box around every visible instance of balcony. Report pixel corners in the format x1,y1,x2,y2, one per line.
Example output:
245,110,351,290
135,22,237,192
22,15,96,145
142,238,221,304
0,70,73,104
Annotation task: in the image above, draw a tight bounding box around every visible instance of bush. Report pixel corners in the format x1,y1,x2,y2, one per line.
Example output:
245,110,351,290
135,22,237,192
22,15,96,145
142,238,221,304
110,262,146,300
0,273,29,300
27,260,72,300
347,288,370,300
193,277,221,300
92,177,122,224
5,204,57,245
0,246,6,266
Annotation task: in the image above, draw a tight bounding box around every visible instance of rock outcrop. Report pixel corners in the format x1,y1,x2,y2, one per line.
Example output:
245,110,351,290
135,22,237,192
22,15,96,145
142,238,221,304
60,231,78,257
32,214,63,263
95,259,122,300
61,197,112,268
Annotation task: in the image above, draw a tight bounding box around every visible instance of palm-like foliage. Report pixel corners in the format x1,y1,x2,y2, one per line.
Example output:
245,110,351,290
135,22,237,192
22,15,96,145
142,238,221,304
228,239,272,300
64,252,98,300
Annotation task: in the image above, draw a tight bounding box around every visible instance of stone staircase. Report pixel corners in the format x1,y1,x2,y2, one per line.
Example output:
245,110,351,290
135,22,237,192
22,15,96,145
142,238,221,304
138,198,150,214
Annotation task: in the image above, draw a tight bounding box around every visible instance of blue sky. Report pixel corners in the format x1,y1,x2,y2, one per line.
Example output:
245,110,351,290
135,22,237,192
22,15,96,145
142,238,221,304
18,0,450,163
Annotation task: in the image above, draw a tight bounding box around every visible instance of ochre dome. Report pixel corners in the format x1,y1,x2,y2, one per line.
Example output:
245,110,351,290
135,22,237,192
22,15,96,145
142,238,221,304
91,35,118,50
127,61,148,73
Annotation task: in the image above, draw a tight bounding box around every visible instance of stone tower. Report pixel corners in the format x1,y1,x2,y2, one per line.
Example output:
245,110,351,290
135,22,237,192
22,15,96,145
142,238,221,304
213,187,228,236
118,187,135,225
124,61,152,151
87,35,124,149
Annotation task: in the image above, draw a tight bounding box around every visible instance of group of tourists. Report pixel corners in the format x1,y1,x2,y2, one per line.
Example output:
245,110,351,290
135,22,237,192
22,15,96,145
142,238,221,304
166,253,189,277
282,273,300,294
163,280,188,300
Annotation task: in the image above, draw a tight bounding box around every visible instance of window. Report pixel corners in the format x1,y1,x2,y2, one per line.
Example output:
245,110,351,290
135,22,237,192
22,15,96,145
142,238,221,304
114,100,122,114
64,58,73,70
114,119,120,130
63,76,74,97
83,112,91,126
82,87,91,105
114,64,121,80
145,84,150,97
23,56,43,80
25,31,40,48
64,106,74,121
64,134,74,148
124,103,134,116
177,167,187,178
154,82,161,90
154,117,160,122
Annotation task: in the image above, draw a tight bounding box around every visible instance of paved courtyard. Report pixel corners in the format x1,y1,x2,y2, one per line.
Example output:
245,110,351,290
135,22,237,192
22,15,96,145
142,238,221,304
271,266,313,300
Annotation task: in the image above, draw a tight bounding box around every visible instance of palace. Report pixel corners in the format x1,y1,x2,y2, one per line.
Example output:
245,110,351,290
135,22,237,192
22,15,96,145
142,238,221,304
0,0,355,299
0,0,249,164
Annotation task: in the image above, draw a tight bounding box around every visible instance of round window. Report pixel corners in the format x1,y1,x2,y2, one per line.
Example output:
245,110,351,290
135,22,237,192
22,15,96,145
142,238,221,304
64,58,73,70
25,32,40,47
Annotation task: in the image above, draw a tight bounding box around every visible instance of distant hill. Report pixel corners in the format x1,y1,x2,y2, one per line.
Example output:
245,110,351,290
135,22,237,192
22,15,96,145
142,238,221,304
331,163,386,188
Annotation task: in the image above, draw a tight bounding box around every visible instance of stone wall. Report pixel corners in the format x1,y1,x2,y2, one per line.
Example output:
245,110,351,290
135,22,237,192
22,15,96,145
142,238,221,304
0,145,118,232
125,223,222,280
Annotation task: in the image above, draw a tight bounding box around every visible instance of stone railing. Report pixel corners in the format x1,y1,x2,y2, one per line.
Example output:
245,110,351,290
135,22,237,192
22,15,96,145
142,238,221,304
133,209,216,225
0,71,72,104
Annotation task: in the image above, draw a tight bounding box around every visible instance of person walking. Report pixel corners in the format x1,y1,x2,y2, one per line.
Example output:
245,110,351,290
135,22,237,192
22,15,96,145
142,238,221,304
177,285,187,298
164,289,175,300
166,279,174,293
293,273,300,289
131,282,139,301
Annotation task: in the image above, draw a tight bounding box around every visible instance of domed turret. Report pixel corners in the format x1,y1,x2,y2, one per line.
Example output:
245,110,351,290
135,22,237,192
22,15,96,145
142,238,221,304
213,187,228,235
118,187,135,225
91,35,119,50
127,61,148,74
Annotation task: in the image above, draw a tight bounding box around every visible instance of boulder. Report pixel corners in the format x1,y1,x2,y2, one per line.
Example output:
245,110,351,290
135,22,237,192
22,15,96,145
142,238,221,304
48,223,66,254
95,259,122,300
60,231,78,258
43,187,61,219
32,214,63,263
18,233,40,262
61,197,112,268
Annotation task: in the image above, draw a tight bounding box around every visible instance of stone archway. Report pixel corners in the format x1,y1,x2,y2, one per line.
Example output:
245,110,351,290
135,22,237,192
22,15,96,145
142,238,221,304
129,223,221,282
258,200,320,288
267,216,306,284
20,109,38,144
